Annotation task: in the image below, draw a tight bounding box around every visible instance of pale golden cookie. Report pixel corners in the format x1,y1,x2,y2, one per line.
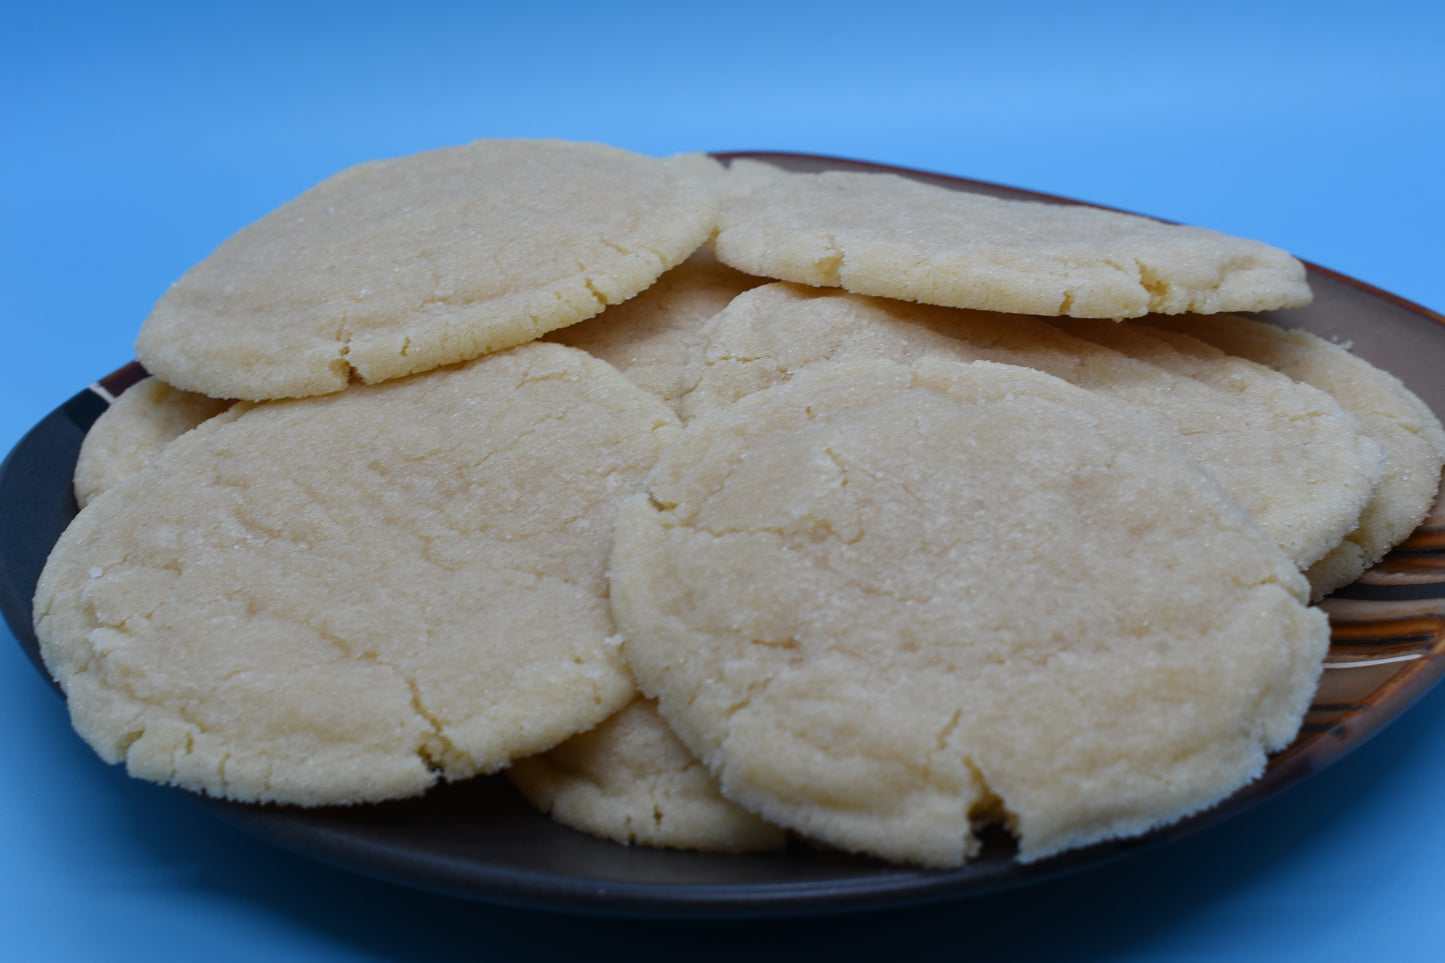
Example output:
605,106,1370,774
615,357,1328,867
1144,314,1445,596
508,696,788,852
72,377,237,509
684,284,1383,570
544,249,761,411
713,169,1312,318
136,140,721,400
714,157,793,204
35,343,677,805
1050,317,1390,570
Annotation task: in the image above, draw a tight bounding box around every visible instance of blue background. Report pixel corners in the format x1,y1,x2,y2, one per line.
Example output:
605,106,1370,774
3,1,1444,959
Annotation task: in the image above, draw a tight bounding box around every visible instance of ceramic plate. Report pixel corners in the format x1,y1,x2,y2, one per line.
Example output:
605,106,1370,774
3,154,1444,916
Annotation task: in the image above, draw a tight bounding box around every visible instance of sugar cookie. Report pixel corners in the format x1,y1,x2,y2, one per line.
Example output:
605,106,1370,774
136,140,721,400
35,343,677,805
1144,314,1445,596
615,357,1328,867
713,169,1311,318
544,249,761,411
508,696,788,852
72,377,237,509
684,284,1383,570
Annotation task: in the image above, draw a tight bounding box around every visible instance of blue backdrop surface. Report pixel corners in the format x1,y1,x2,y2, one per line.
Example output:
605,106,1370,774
3,2,1443,959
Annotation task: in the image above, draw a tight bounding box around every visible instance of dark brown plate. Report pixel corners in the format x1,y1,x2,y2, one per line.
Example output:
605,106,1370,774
2,153,1443,917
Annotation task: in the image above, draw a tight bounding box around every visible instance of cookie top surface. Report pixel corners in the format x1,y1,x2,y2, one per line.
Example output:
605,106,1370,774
135,140,721,400
72,377,236,509
713,168,1312,318
1145,314,1445,596
507,696,787,853
685,284,1383,570
35,342,678,805
1048,317,1388,569
613,357,1327,867
544,249,761,411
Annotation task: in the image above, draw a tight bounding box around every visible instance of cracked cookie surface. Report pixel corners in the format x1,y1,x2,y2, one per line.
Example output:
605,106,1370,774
507,696,787,852
713,168,1312,318
1142,314,1445,598
135,140,721,400
684,284,1384,572
544,248,761,413
613,357,1329,867
34,342,678,805
73,377,237,509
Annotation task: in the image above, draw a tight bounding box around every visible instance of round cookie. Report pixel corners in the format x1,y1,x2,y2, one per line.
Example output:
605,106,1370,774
35,342,678,805
713,168,1312,319
73,377,237,509
684,284,1383,571
1049,317,1390,570
544,249,762,412
1142,314,1445,596
136,140,722,400
614,357,1329,867
507,696,788,852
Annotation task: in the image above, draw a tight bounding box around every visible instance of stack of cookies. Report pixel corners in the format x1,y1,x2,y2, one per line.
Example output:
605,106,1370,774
34,139,1445,869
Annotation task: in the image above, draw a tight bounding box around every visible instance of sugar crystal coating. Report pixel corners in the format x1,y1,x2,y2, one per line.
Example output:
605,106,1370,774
137,140,721,400
615,357,1329,866
715,168,1312,318
36,343,678,805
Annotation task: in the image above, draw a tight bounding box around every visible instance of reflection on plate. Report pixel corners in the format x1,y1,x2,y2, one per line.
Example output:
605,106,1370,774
2,154,1444,916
